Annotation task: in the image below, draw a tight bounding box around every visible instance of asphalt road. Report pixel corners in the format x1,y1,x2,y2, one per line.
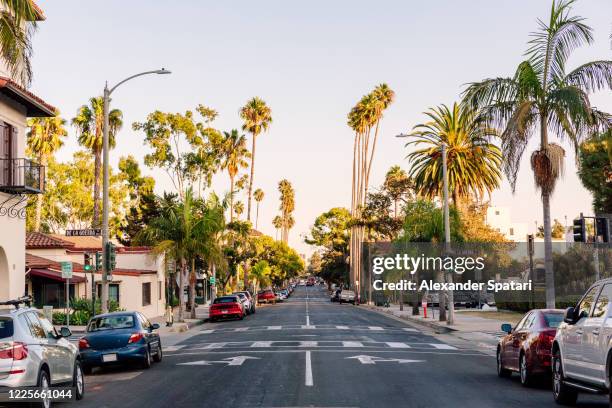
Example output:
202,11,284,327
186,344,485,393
67,285,608,408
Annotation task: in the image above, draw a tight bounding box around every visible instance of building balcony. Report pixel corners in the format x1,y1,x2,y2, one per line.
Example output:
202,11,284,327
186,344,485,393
0,158,45,194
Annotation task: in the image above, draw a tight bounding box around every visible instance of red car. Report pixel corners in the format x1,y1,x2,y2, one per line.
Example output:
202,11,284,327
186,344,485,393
209,296,244,322
257,290,276,304
497,309,565,386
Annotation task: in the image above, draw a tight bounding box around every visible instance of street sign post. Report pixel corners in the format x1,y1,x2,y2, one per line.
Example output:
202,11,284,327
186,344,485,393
60,262,73,328
65,229,101,237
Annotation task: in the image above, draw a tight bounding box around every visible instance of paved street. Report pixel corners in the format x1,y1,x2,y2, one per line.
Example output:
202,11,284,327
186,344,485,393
67,286,608,408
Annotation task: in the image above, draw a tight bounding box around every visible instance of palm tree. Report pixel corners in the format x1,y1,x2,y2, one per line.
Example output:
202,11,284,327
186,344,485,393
27,112,68,231
233,201,244,220
220,129,250,221
0,0,39,86
240,97,272,222
464,0,612,307
272,215,283,241
404,103,502,206
278,179,295,244
254,188,264,230
72,97,123,228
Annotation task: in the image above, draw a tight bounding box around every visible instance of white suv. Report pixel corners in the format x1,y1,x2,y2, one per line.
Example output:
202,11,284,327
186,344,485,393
552,279,612,405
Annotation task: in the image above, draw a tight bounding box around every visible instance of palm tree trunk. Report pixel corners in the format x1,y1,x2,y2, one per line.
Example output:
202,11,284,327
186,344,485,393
34,154,46,232
255,202,260,230
541,117,555,308
92,149,101,228
178,259,186,322
230,175,235,222
247,133,257,221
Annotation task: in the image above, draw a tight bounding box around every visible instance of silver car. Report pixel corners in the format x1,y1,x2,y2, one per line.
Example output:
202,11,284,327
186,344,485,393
0,298,85,407
339,290,356,304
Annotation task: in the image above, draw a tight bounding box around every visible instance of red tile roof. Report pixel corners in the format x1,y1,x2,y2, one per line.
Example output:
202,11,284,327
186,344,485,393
0,76,55,117
26,232,74,249
25,253,157,277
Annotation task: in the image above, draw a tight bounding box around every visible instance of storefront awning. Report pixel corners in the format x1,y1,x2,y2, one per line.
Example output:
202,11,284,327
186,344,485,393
28,269,87,283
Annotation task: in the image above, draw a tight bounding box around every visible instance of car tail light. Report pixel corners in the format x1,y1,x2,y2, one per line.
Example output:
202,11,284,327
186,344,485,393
128,333,144,344
537,331,556,354
0,342,28,360
78,338,90,350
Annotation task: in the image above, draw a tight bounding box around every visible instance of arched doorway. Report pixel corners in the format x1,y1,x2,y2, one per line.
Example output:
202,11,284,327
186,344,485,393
0,246,8,300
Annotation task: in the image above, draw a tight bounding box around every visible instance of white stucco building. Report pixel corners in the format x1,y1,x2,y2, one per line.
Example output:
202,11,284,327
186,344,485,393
485,206,529,242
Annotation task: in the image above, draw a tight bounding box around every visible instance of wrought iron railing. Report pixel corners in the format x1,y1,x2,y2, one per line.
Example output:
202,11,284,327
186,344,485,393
0,158,45,194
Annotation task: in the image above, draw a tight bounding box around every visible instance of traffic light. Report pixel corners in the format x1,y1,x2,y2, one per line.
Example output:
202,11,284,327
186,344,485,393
596,217,609,243
95,251,102,271
83,253,93,272
104,242,117,271
573,218,586,242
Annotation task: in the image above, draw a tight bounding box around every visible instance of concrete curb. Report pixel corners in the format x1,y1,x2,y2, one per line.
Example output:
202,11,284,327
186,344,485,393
361,305,457,334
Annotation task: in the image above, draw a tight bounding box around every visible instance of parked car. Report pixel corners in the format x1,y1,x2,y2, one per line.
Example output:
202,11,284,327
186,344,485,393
280,289,289,299
339,290,356,304
552,279,612,405
79,312,162,373
209,296,245,322
0,297,85,405
257,290,276,304
235,291,256,314
233,292,252,315
330,289,341,302
496,309,564,386
275,291,285,301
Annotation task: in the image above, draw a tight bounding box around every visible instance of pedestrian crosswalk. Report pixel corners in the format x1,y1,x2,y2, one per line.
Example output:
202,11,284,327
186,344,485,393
199,324,421,334
165,340,458,352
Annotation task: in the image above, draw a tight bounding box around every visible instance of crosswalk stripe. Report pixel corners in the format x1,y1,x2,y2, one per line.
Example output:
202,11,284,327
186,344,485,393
164,345,185,352
430,343,457,350
368,326,384,331
386,342,410,348
251,341,273,348
336,325,349,330
301,325,316,329
200,330,215,334
300,341,318,347
342,341,363,347
268,326,282,330
402,328,418,332
201,342,225,349
234,327,248,332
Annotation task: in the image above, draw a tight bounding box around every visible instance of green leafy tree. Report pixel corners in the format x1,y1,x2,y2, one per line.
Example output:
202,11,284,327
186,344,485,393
383,166,414,218
72,97,123,228
464,0,612,307
578,131,612,213
537,218,566,239
240,97,272,221
0,0,39,85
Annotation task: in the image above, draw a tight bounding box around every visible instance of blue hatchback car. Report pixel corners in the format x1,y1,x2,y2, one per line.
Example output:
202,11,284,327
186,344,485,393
78,311,162,373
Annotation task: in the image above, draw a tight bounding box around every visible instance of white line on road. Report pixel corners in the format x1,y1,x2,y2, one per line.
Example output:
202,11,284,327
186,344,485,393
368,326,384,331
306,315,310,326
234,328,248,332
300,341,318,347
336,325,349,330
200,330,215,334
305,351,313,387
164,345,185,352
301,325,316,329
251,341,273,348
267,326,282,330
386,342,411,349
342,341,364,348
402,328,418,332
430,343,458,350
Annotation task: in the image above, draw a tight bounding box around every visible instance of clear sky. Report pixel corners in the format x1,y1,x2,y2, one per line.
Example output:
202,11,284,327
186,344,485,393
29,0,612,256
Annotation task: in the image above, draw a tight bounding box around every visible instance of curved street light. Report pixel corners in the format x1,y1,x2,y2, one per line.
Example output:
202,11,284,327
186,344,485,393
100,68,172,313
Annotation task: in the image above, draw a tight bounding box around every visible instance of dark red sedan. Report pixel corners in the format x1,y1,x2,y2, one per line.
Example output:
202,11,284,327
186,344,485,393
496,309,565,386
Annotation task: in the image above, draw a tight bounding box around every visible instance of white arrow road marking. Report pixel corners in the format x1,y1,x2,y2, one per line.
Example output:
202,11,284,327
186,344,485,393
178,356,260,366
346,355,425,365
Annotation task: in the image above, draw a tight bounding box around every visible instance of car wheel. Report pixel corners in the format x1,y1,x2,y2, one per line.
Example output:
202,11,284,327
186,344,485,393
552,350,578,405
142,347,152,369
35,369,51,408
519,353,532,386
73,360,85,400
239,313,244,320
209,317,216,323
153,345,163,363
496,348,511,378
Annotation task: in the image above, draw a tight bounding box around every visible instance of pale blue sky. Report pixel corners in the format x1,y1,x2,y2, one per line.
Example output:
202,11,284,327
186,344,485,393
29,1,612,255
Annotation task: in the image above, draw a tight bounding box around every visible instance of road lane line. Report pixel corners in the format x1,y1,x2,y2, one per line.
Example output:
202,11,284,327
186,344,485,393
386,342,411,349
267,326,282,330
200,330,215,334
368,326,384,331
199,342,226,349
306,315,310,326
164,345,185,352
251,341,273,348
305,351,313,387
300,341,318,347
301,325,316,329
336,325,349,330
402,328,418,332
342,341,364,348
234,327,248,332
430,343,457,350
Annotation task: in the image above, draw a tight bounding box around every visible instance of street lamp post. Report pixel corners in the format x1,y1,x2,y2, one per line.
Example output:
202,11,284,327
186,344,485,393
442,143,454,325
100,69,171,314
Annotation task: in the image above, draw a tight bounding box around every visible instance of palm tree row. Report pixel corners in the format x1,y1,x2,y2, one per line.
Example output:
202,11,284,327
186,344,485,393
347,83,395,296
277,179,295,244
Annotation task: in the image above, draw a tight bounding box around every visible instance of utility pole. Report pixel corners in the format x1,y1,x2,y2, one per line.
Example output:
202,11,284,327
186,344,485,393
442,143,454,325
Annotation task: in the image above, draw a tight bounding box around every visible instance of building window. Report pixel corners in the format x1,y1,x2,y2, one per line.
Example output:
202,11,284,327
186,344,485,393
142,282,151,306
509,228,514,236
495,210,500,215
96,283,119,304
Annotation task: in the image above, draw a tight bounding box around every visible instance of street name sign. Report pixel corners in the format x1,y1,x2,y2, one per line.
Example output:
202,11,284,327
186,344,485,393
66,229,101,237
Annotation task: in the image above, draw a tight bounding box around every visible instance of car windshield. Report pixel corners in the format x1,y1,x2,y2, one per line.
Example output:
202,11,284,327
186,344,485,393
214,297,238,304
0,317,13,339
88,315,135,332
543,312,564,328
234,294,246,300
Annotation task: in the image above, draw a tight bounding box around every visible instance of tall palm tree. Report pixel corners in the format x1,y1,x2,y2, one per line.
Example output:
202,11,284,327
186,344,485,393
220,129,250,221
404,103,502,206
0,0,39,86
278,179,295,244
464,0,612,307
27,112,68,231
272,215,283,241
72,97,123,228
254,188,264,230
233,201,244,220
240,97,272,222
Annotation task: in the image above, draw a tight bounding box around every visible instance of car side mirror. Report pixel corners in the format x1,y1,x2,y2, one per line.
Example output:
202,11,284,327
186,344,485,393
564,307,577,324
151,323,160,330
500,323,512,334
59,327,72,338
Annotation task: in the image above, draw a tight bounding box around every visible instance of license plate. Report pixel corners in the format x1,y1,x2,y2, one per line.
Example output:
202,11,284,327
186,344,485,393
102,353,117,362
221,310,228,314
